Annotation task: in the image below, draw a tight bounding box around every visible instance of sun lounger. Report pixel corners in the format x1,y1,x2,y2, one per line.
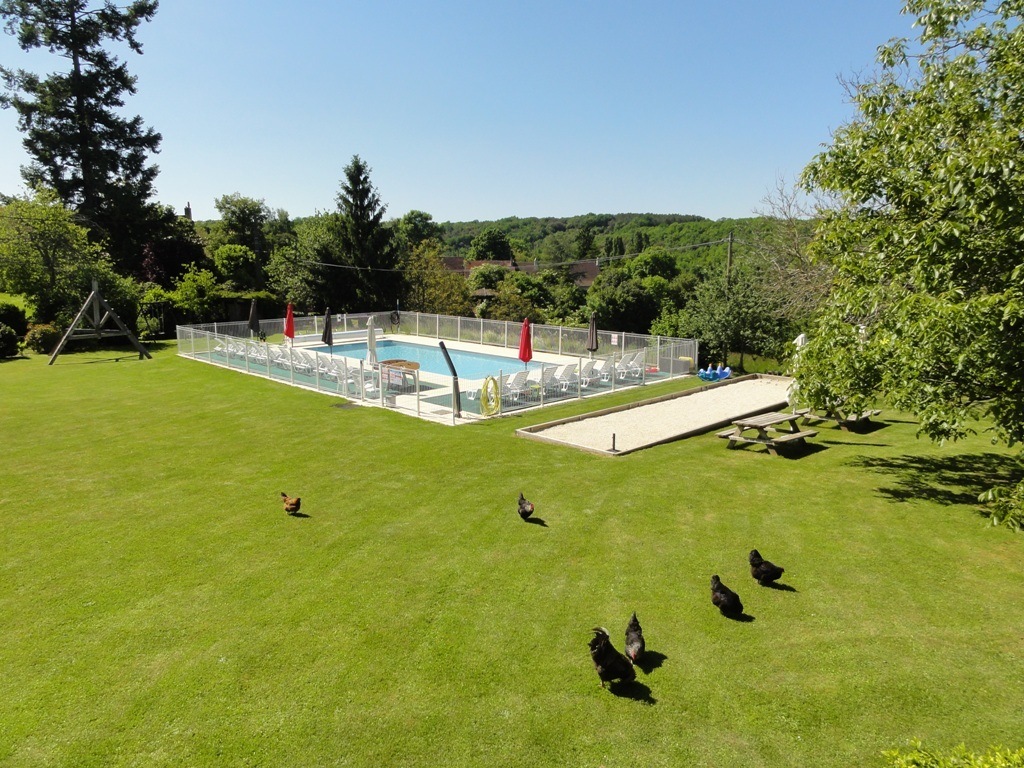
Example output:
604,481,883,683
553,363,578,392
502,370,531,401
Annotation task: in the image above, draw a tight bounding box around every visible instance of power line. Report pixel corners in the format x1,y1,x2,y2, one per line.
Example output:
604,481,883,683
293,237,739,276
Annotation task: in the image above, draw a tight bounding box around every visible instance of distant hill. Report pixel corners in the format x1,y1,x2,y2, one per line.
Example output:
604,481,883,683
441,213,766,276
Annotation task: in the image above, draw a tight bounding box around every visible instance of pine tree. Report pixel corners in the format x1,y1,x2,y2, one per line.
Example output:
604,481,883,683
335,156,399,310
0,0,162,273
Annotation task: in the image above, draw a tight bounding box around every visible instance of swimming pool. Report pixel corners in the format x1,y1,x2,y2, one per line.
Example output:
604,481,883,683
311,339,543,379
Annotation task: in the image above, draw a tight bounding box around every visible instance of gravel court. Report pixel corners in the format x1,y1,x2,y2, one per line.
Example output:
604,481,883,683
516,375,795,455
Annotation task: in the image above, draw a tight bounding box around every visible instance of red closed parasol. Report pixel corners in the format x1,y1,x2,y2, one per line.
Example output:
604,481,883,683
518,317,533,369
284,303,295,345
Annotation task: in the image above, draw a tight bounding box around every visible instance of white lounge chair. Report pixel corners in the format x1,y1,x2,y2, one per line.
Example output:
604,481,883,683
614,350,641,379
290,349,315,375
578,359,598,388
535,365,560,393
502,370,531,401
627,351,647,378
553,363,578,392
246,343,269,366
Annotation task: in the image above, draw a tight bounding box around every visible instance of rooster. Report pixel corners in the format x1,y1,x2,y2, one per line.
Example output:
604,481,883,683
711,574,743,617
749,549,785,586
624,612,645,663
517,492,534,521
281,492,301,515
589,627,636,687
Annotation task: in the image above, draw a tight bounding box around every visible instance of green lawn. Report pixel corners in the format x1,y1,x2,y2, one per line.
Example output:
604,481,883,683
1,343,1022,767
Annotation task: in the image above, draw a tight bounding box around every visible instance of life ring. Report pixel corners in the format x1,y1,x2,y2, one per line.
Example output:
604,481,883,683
480,376,501,416
390,310,400,326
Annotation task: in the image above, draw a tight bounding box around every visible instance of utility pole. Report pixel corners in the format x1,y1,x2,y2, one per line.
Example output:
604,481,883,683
726,231,734,291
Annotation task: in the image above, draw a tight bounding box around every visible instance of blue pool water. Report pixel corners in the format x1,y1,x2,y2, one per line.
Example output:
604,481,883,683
311,340,542,379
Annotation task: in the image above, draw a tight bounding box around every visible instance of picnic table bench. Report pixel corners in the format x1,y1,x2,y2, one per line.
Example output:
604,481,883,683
795,407,882,430
717,411,818,455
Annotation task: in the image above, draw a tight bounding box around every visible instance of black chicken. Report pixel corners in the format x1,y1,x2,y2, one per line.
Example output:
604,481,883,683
624,612,645,663
749,549,785,585
589,627,636,687
517,492,535,520
710,574,743,617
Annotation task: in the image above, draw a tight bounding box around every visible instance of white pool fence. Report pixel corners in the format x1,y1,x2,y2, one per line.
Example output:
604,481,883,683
176,311,699,423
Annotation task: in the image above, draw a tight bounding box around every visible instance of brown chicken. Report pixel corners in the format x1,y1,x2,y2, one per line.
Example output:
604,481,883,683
517,492,535,520
749,549,785,585
281,492,301,515
589,627,636,687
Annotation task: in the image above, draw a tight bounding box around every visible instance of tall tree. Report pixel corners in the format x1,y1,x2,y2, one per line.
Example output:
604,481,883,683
468,227,514,262
401,239,472,316
797,0,1024,522
574,224,598,262
265,212,343,310
799,0,1024,443
336,155,399,310
395,209,444,251
214,193,271,261
750,179,830,325
0,0,162,274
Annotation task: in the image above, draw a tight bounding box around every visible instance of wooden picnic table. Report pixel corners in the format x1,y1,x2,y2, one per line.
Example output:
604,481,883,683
717,411,818,455
795,407,882,431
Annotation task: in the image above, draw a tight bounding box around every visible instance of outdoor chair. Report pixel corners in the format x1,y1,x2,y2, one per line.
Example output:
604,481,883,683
290,349,315,375
536,365,560,393
245,343,269,366
502,370,531,401
578,359,598,388
609,351,637,379
553,363,578,392
269,346,293,371
627,351,647,378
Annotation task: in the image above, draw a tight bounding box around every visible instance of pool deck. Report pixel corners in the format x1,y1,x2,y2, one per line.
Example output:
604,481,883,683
206,332,689,425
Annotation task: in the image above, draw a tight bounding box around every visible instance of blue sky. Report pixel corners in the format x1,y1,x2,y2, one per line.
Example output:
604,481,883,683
0,1,915,223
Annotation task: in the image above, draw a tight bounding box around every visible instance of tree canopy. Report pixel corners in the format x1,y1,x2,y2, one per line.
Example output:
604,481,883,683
0,0,162,273
797,0,1024,448
0,186,138,326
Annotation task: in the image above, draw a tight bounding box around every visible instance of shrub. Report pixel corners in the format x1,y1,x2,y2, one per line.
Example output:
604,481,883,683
0,324,19,358
882,741,1024,767
0,302,29,337
24,323,62,355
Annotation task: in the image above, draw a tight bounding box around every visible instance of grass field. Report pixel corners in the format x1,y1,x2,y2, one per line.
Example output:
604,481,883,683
1,342,1022,767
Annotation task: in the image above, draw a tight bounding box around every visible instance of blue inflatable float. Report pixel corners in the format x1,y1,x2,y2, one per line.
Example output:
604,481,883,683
698,364,732,382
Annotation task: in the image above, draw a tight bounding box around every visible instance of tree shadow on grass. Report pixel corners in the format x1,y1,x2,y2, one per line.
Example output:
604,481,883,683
608,679,656,704
822,439,891,448
850,452,1024,507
